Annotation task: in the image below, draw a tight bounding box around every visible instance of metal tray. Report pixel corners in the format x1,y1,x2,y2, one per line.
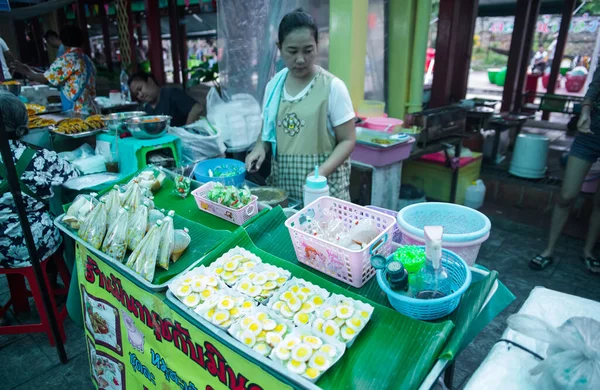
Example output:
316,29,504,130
49,127,105,138
54,214,202,292
165,290,320,390
356,127,411,149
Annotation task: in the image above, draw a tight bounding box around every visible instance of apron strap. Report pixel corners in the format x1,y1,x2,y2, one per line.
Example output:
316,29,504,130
0,147,43,202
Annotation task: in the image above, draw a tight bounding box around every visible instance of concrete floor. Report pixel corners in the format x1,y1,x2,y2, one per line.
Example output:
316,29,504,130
0,211,598,389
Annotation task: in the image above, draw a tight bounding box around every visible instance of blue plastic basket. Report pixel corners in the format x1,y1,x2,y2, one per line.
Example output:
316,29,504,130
194,158,246,187
376,247,472,320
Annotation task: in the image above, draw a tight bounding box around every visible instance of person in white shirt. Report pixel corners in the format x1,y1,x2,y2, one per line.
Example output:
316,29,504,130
0,37,16,80
245,8,356,201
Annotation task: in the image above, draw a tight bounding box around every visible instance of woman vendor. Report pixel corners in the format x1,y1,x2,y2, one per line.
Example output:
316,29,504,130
530,65,600,274
12,26,98,114
245,8,356,201
0,92,78,269
128,71,204,127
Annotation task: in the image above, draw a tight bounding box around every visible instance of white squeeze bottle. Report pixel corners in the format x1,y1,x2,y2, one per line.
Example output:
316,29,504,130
304,165,329,207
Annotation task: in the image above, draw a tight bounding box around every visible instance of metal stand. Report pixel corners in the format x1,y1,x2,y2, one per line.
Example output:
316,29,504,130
0,115,68,364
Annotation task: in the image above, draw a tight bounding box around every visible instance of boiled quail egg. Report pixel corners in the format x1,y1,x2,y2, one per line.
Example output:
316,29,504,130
302,335,323,350
217,297,235,311
205,276,219,286
247,286,262,297
245,261,257,269
273,323,287,335
336,304,354,319
291,343,313,362
253,274,267,285
308,351,331,371
276,277,288,285
321,307,336,320
341,325,357,341
241,300,254,311
241,317,254,329
346,316,364,331
183,294,200,307
312,318,325,333
334,317,346,327
238,281,251,292
274,345,291,360
212,310,230,324
286,359,307,374
319,344,337,359
229,307,241,318
266,332,283,347
293,312,310,326
221,271,235,282
262,281,277,290
205,308,215,319
266,271,279,280
257,331,267,342
224,258,239,272
281,290,295,302
262,319,277,331
257,312,268,322
288,297,302,312
303,367,320,380
290,285,300,293
322,320,340,338
247,321,263,336
176,284,192,297
300,302,316,314
253,342,271,356
296,292,308,303
359,310,370,319
200,288,214,300
311,295,325,306
233,267,247,276
300,286,313,295
279,304,294,319
240,330,256,347
221,319,233,328
181,277,194,285
214,267,224,275
247,272,257,280
191,279,206,293
282,335,301,350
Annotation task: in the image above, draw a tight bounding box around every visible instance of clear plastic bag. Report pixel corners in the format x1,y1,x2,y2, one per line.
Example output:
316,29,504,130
63,194,98,230
101,207,129,262
349,219,380,247
157,210,175,270
147,209,165,232
78,200,108,249
127,200,149,251
133,167,166,193
102,185,122,222
507,314,600,390
126,220,162,282
121,180,142,212
172,228,191,262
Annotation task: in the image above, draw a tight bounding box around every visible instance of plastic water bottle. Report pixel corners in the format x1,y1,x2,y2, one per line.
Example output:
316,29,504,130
464,179,486,209
120,69,130,102
304,165,329,207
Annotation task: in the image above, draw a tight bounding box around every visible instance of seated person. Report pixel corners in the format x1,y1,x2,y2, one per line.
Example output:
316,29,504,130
0,91,79,269
128,71,204,127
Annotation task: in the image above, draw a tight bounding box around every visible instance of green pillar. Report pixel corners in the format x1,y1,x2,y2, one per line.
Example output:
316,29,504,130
329,0,369,110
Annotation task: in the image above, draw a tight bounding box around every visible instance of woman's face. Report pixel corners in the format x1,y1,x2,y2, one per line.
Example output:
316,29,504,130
130,79,159,103
279,28,317,79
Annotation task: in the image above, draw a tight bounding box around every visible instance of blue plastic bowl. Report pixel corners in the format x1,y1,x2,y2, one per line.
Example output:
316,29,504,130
376,247,472,321
194,158,246,187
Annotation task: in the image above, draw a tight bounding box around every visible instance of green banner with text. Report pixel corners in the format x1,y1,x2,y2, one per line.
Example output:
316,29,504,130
76,243,294,390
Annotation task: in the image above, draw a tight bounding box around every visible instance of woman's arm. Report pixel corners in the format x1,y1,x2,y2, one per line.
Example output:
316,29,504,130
185,102,204,125
318,119,355,177
11,61,49,84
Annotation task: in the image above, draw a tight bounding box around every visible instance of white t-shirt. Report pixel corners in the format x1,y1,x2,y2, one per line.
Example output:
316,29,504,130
263,70,356,132
0,38,10,80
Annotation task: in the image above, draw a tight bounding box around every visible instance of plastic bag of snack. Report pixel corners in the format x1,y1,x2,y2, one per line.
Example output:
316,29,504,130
78,200,108,249
157,210,175,270
126,220,162,282
135,167,166,193
127,199,149,251
144,196,155,210
349,219,380,247
172,228,191,262
63,194,98,229
102,185,122,222
147,208,165,232
102,207,129,262
173,174,191,198
121,180,142,212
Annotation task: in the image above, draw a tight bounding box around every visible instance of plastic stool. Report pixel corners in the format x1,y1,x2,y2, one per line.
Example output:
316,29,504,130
136,142,180,169
0,248,71,345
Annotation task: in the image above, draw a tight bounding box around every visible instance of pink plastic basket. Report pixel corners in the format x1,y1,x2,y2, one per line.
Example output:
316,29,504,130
285,197,396,288
351,136,415,167
191,182,258,226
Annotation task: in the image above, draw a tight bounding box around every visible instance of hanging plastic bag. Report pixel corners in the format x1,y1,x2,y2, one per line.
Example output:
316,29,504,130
127,200,149,251
157,210,175,270
101,207,129,262
147,208,165,232
126,220,162,282
78,200,108,249
121,180,142,212
507,314,600,390
63,194,98,229
168,119,226,165
102,185,122,222
172,228,190,262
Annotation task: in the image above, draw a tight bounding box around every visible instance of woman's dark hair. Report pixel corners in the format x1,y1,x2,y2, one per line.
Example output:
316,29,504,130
59,25,83,48
44,30,59,41
278,8,318,45
128,71,158,87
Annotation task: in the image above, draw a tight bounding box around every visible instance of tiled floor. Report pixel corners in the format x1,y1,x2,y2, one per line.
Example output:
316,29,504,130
0,213,598,389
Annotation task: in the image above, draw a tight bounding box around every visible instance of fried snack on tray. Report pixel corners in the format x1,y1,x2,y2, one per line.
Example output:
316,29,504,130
25,103,46,114
54,118,90,134
28,116,57,129
1,80,20,85
85,115,106,130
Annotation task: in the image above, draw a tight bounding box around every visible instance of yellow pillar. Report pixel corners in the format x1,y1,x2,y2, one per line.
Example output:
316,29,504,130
329,0,369,110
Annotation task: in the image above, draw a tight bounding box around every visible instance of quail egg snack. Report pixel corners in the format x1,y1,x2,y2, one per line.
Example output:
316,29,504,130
194,290,256,330
228,308,294,357
268,278,330,328
208,246,262,286
313,295,374,347
269,329,345,382
234,264,291,303
168,267,226,309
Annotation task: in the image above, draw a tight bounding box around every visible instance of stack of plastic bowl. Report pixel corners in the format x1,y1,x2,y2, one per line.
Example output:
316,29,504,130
509,133,550,179
194,158,246,187
396,202,491,266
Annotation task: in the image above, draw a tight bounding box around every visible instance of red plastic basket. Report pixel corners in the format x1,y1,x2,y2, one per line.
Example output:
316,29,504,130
285,197,396,288
191,182,258,225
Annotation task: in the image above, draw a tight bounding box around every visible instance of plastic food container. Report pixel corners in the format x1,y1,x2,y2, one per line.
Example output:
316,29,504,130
362,117,404,133
192,182,258,225
396,202,491,266
351,136,415,167
194,158,246,187
285,197,396,288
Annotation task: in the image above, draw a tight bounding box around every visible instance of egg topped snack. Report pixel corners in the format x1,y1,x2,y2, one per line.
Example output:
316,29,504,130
228,308,293,357
194,290,256,330
234,264,291,303
208,247,263,287
168,266,226,309
269,329,345,383
268,278,330,327
313,294,374,347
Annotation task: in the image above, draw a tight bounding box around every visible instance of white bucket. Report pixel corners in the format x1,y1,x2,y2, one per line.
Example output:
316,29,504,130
509,133,550,179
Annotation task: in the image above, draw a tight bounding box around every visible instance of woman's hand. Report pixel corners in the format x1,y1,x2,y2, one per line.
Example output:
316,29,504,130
10,61,31,75
245,142,267,173
578,106,593,134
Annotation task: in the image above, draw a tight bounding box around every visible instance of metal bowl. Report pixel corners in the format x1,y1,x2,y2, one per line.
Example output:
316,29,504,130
125,115,171,139
0,84,22,96
104,111,147,133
